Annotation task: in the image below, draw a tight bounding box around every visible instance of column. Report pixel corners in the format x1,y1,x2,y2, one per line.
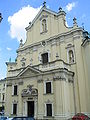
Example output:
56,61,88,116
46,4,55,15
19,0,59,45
34,99,38,119
23,101,27,116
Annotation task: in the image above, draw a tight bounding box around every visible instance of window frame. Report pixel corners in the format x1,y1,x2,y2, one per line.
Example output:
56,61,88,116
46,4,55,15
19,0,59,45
44,103,54,117
46,82,51,94
41,52,48,64
40,17,48,34
2,93,5,101
42,19,47,32
12,103,17,115
68,50,74,63
12,85,18,96
66,45,75,64
46,104,52,116
44,81,53,94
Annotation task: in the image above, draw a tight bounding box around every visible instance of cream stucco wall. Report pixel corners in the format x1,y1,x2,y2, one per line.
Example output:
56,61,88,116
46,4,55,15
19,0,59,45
4,5,90,120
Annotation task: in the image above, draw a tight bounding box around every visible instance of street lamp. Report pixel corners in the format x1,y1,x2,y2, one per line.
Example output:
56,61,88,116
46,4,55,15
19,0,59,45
0,13,3,23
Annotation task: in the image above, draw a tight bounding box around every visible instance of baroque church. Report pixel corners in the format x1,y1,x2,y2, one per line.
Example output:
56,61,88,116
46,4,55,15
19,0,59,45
4,2,90,120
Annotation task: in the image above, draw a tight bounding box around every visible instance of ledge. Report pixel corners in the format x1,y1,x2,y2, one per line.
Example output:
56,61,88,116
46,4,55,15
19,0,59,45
43,93,54,95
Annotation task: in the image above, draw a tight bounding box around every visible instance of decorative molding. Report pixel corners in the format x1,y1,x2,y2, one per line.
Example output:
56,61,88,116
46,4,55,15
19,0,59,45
39,15,48,21
17,28,83,53
21,84,38,97
7,82,12,87
41,41,47,47
33,47,37,52
53,76,66,81
37,79,43,83
18,81,23,85
12,100,18,103
45,99,52,104
65,44,74,49
73,35,80,40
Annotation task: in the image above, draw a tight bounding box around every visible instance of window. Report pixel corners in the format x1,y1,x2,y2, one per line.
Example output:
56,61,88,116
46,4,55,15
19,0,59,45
68,50,74,63
2,94,5,101
13,103,17,115
13,85,17,95
46,104,52,116
41,53,48,64
0,93,1,101
46,82,51,94
42,19,47,32
44,81,53,94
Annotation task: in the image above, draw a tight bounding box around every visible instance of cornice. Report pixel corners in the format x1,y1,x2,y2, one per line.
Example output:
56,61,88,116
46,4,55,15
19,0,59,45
6,66,74,81
17,27,83,53
81,38,90,47
6,62,17,66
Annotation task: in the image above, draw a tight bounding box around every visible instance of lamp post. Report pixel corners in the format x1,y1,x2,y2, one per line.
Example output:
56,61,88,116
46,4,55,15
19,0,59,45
0,13,3,23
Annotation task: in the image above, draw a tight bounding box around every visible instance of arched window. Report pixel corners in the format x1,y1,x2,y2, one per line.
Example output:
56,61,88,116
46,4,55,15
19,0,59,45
68,50,74,63
42,19,47,32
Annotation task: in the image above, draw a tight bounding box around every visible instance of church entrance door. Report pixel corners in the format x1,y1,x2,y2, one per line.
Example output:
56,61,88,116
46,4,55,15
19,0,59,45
27,101,34,117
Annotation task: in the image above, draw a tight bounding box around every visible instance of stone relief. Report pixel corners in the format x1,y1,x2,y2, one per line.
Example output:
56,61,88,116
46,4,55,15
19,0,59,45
21,84,38,97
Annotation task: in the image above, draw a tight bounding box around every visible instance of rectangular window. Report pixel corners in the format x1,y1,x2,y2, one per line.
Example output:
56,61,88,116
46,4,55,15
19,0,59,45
46,82,51,94
46,104,52,116
0,93,1,101
14,85,17,95
41,53,48,64
2,94,5,101
13,103,17,115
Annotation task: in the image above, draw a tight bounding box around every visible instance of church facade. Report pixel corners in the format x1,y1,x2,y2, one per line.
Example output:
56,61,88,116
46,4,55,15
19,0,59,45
5,3,90,120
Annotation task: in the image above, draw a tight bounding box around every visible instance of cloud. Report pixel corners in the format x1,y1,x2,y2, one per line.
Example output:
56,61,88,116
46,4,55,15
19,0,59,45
6,47,12,51
81,14,86,19
8,5,41,42
65,21,69,27
66,2,76,12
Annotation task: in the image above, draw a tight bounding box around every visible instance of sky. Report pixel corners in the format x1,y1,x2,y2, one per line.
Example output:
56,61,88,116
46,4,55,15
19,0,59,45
0,0,90,79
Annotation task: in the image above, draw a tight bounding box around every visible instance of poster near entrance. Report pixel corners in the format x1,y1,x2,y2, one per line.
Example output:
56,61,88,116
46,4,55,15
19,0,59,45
27,101,34,117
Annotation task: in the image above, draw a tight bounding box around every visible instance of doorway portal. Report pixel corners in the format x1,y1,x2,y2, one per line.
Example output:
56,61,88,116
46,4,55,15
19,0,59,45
27,101,34,117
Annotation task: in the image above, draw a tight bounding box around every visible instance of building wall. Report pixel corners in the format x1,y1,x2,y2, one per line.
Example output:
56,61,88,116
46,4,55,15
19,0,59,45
5,6,90,119
0,80,6,113
81,40,90,116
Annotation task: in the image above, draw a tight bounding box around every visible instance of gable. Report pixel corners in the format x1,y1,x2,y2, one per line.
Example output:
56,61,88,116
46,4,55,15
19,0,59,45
24,6,68,47
17,66,41,77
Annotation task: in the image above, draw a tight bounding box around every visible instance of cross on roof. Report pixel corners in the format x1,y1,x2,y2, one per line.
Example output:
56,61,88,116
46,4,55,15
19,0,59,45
43,1,46,7
59,7,62,11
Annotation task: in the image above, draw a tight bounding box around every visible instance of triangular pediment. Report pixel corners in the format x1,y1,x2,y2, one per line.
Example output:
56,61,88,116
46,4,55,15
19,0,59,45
17,65,41,77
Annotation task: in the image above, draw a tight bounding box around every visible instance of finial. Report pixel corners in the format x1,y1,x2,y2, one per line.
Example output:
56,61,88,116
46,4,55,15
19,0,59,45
59,7,62,12
9,57,11,62
20,39,23,47
82,23,84,30
29,22,31,25
20,39,23,43
73,17,78,27
0,13,3,23
73,17,77,24
43,1,46,7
